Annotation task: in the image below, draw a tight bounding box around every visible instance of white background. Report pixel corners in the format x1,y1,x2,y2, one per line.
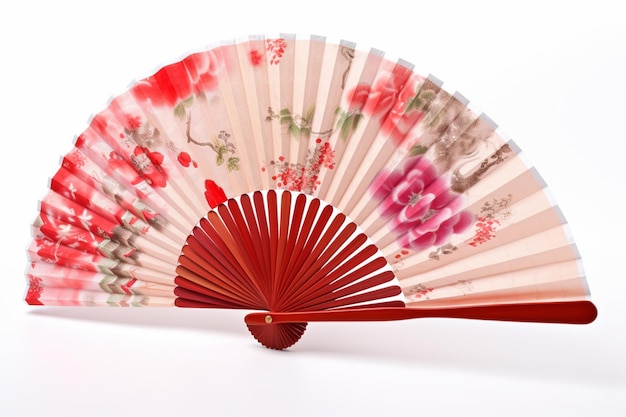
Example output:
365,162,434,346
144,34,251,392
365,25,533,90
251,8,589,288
1,1,625,416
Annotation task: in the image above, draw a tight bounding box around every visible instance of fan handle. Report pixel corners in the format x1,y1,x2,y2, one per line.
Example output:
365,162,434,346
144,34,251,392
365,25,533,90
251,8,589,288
245,301,597,325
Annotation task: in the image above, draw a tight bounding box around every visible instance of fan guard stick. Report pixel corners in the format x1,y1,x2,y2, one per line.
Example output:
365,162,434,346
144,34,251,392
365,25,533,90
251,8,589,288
245,301,597,325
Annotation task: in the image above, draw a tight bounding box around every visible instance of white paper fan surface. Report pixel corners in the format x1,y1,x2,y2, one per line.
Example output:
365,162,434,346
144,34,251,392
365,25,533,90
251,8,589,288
26,35,596,349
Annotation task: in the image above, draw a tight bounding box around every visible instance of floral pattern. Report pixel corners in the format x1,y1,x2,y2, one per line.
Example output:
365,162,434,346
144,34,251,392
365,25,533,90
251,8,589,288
266,38,287,65
265,138,335,193
176,151,197,168
131,146,168,188
337,65,433,143
266,106,332,139
406,283,433,299
61,148,166,229
130,50,224,108
185,125,239,172
25,275,44,305
370,156,474,251
469,194,513,246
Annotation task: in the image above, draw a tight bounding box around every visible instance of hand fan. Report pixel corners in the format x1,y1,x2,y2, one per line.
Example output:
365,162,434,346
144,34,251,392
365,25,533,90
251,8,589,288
25,34,597,350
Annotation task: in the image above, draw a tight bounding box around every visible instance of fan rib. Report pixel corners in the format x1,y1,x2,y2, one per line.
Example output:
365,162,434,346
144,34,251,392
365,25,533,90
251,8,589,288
239,194,273,295
274,208,342,309
286,258,396,311
183,226,266,307
224,198,269,293
173,282,256,309
275,192,307,303
306,282,403,311
276,204,334,303
286,208,343,285
274,190,292,307
176,191,403,314
175,258,260,307
279,214,353,303
279,239,376,311
267,190,280,307
252,191,273,300
280,197,320,292
216,203,270,302
200,215,267,301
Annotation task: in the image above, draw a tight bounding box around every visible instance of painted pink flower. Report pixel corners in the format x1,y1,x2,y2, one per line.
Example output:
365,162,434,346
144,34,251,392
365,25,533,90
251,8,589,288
347,84,370,111
371,156,474,251
381,81,426,143
346,65,424,144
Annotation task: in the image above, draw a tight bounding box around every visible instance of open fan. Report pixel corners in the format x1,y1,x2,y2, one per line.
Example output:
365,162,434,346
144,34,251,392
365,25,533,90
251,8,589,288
26,34,597,350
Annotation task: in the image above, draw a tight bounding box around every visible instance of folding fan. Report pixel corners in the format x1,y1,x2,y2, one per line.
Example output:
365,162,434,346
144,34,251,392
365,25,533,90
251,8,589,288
25,34,597,350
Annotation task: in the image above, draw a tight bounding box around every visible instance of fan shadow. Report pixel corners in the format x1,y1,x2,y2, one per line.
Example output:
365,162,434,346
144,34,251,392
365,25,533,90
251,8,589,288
27,306,621,387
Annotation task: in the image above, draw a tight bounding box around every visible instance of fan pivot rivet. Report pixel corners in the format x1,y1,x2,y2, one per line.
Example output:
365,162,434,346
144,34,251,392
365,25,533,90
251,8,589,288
264,315,273,324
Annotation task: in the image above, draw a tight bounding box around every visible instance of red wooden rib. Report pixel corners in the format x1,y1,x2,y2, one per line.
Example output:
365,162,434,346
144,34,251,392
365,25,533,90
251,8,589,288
244,301,598,325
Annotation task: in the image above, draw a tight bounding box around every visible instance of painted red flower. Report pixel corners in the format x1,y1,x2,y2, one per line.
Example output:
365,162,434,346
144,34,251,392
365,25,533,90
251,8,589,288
89,113,110,139
35,237,57,263
469,216,501,247
204,179,227,208
63,148,86,169
184,50,223,92
317,141,335,168
177,151,193,167
131,61,191,107
131,146,168,188
131,50,223,107
249,49,263,66
125,114,142,130
371,156,474,251
268,139,335,193
107,151,142,185
25,275,44,305
266,38,287,65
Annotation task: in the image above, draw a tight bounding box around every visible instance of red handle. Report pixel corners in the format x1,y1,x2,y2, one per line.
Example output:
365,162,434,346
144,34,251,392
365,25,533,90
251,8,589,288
244,300,597,325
